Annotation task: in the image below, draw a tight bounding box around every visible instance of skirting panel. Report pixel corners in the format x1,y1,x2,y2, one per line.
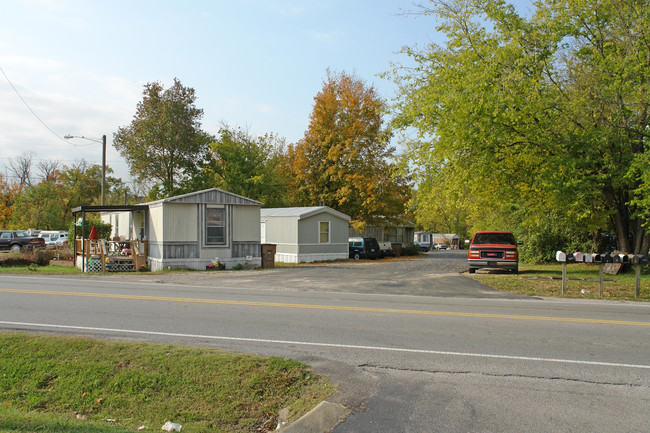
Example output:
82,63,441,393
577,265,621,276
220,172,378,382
149,257,262,272
275,252,348,264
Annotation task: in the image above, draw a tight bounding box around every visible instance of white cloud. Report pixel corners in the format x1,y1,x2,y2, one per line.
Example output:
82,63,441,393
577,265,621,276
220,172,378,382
255,103,276,114
0,55,140,180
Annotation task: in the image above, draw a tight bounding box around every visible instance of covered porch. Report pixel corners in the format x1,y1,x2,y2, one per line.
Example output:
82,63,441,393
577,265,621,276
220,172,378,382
72,205,149,273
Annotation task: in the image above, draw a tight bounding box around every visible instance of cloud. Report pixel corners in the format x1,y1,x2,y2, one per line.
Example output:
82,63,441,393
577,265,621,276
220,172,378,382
0,55,140,179
255,103,276,114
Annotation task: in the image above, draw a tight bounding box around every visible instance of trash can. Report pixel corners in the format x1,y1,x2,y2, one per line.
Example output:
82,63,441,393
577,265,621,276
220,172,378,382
261,244,276,268
391,243,402,257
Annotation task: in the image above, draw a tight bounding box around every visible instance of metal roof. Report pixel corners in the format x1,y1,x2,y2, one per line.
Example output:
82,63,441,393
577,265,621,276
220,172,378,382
261,206,350,221
144,188,261,206
71,205,149,214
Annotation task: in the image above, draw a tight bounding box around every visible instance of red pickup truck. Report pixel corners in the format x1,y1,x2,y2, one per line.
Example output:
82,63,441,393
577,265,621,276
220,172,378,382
467,231,522,274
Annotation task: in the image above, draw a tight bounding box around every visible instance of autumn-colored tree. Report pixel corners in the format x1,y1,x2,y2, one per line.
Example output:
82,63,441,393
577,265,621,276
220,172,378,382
286,70,410,228
0,174,20,228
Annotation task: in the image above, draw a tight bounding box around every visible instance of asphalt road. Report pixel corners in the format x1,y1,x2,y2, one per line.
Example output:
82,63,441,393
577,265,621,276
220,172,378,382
1,250,648,432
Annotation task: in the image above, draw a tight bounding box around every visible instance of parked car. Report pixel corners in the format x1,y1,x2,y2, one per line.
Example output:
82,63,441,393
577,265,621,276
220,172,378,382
38,231,69,246
467,231,522,274
0,230,46,253
414,242,430,252
434,243,448,250
349,237,381,260
377,241,394,258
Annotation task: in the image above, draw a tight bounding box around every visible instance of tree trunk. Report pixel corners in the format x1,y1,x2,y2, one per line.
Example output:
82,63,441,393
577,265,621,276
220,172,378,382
607,188,632,253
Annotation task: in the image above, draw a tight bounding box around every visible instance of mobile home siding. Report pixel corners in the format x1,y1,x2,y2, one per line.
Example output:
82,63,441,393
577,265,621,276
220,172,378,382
261,207,350,263
163,203,197,242
232,205,260,242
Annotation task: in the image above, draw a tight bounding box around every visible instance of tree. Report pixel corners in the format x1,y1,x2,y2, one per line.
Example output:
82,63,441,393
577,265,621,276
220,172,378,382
387,0,649,255
37,160,60,182
199,124,288,207
113,78,212,199
0,174,20,228
286,70,410,228
11,181,66,230
58,160,103,220
7,152,34,186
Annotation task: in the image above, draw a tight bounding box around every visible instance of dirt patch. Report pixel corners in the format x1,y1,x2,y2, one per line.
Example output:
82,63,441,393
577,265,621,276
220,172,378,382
49,259,74,267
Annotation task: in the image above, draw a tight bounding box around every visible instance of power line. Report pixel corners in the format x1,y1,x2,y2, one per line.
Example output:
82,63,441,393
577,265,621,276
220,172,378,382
0,63,71,145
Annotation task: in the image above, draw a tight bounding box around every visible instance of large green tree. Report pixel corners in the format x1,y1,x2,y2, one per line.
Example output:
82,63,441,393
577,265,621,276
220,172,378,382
286,70,410,228
58,160,103,217
113,78,212,199
198,125,288,207
388,0,649,255
11,181,67,230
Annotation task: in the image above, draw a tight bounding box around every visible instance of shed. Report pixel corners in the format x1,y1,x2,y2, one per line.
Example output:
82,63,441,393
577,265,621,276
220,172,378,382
260,207,350,263
102,188,262,271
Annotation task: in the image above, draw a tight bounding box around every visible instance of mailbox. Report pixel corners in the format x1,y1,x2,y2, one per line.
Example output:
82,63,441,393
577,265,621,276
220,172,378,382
573,252,584,262
555,251,566,262
632,255,649,266
620,254,630,264
592,254,602,264
566,253,576,263
584,253,593,263
602,254,614,263
613,254,622,263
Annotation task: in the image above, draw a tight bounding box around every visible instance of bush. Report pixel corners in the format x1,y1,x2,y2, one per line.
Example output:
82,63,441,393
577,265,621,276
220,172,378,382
400,243,422,256
18,249,55,266
0,249,55,267
0,256,32,267
68,217,112,239
35,249,55,266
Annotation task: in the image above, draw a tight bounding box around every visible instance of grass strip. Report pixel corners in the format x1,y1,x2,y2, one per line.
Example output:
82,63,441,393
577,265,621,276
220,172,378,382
470,263,649,301
0,333,333,432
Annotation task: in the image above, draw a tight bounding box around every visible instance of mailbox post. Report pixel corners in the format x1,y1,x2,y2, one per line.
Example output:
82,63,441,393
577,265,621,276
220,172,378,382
556,251,567,295
631,255,648,299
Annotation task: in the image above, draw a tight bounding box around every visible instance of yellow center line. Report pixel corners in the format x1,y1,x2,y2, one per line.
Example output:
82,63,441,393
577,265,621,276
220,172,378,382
1,288,648,327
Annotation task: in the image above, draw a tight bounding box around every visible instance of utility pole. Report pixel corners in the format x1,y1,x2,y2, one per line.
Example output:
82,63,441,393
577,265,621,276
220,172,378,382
102,134,106,206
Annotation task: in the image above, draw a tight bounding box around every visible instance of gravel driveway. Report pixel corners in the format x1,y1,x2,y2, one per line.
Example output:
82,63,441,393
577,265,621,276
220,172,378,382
78,250,526,299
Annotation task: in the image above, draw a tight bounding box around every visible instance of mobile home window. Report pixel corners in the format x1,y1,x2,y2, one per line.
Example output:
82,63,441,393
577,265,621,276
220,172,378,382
388,228,404,243
206,207,226,244
319,221,330,243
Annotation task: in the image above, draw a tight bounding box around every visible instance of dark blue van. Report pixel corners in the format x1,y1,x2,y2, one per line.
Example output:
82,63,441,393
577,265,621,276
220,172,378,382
348,237,380,260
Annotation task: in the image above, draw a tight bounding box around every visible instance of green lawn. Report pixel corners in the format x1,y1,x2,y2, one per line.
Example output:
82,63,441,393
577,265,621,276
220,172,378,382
470,263,650,301
0,333,334,433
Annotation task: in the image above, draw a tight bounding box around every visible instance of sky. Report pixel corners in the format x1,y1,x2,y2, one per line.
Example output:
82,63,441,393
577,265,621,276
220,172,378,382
0,0,533,184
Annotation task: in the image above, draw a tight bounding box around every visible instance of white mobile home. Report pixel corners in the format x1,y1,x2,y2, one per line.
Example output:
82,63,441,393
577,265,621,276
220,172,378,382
102,188,262,271
260,207,350,263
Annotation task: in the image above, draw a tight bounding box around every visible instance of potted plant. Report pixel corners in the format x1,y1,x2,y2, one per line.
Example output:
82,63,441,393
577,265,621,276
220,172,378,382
207,258,226,270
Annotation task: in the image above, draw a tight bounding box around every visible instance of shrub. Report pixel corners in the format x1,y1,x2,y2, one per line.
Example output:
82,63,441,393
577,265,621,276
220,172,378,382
68,217,112,239
17,249,54,266
400,243,422,256
0,256,33,267
34,249,54,266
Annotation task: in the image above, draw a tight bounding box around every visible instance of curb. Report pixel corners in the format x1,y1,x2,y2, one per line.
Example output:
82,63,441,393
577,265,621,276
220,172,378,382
279,401,348,433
